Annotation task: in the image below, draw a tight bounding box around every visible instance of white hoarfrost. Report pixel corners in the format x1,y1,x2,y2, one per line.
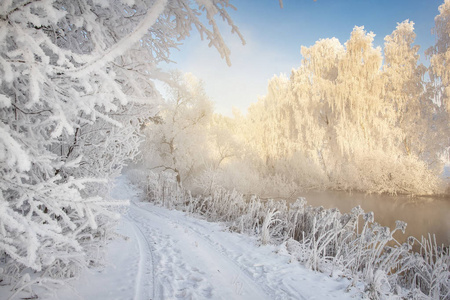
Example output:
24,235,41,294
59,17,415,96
0,0,244,296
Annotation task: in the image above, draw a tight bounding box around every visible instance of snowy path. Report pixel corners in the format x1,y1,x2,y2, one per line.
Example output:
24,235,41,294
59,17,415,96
50,176,357,300
129,202,272,300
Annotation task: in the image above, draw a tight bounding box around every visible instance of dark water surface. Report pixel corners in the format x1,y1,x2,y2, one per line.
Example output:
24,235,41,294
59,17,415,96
294,190,450,246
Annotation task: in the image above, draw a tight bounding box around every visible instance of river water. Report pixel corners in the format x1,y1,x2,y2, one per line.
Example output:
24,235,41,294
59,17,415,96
294,190,450,246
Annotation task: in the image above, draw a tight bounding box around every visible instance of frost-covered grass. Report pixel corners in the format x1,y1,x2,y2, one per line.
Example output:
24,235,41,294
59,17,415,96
134,171,450,300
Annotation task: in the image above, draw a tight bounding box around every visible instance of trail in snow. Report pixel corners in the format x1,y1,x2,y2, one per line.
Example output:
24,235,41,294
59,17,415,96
124,214,155,300
51,176,358,300
129,201,271,300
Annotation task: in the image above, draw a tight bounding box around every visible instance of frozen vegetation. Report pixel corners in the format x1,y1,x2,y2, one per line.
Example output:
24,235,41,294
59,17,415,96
1,0,449,299
125,171,450,299
43,176,362,300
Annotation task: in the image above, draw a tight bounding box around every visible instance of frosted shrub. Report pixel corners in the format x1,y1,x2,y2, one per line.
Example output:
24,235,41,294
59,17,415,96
343,218,411,297
283,238,311,263
401,236,450,299
260,174,301,199
272,153,329,191
142,172,449,299
192,166,224,195
215,160,264,195
348,151,439,195
145,172,186,208
203,189,247,222
232,196,265,235
261,209,281,245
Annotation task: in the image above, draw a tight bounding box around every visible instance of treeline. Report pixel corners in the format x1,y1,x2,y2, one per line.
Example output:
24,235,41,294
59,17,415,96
242,22,449,195
139,12,450,196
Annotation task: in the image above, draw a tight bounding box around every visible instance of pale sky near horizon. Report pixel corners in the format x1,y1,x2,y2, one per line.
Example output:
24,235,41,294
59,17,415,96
161,0,444,116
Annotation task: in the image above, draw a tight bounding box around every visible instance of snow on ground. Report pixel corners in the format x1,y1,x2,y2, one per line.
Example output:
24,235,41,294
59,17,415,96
13,176,360,299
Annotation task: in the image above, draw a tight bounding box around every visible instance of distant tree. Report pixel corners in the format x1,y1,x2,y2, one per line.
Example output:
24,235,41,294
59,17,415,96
209,115,241,169
141,72,213,184
382,20,447,172
426,0,450,165
384,20,425,154
427,0,450,112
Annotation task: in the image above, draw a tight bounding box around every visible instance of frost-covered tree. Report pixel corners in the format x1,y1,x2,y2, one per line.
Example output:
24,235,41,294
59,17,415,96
208,116,240,169
384,20,424,153
140,72,213,184
238,24,445,195
191,113,248,193
0,0,243,295
383,20,447,172
426,0,450,166
427,0,450,112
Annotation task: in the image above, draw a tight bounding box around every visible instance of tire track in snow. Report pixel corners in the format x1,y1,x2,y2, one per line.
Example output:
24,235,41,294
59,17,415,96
124,214,156,300
129,201,273,300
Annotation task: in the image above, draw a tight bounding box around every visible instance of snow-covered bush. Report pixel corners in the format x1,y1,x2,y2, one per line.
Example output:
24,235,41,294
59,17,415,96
336,150,439,195
0,0,243,296
401,235,450,299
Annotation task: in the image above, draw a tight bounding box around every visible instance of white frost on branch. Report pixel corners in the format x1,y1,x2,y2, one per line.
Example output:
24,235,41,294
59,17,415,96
67,0,168,77
0,124,31,172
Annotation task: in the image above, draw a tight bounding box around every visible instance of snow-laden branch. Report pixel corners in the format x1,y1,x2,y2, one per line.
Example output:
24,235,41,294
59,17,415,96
66,0,168,77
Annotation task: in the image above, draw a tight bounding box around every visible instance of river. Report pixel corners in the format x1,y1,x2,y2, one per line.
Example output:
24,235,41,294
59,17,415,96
295,190,450,246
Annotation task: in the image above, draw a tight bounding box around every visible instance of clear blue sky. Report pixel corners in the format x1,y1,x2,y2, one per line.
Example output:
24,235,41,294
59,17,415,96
161,0,443,116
